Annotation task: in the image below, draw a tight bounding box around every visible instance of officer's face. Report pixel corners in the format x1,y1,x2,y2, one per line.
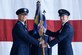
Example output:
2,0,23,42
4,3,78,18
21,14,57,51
18,13,27,22
60,15,68,23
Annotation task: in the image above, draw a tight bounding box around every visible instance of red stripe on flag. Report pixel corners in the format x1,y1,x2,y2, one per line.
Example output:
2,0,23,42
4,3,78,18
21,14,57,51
0,19,82,42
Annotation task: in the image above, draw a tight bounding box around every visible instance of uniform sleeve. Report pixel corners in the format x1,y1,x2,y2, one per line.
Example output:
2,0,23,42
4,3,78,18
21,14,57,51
48,26,69,47
46,30,60,37
16,23,40,46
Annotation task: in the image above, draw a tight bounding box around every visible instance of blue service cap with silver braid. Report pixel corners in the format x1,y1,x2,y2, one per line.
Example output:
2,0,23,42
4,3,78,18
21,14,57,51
58,9,70,16
16,8,29,15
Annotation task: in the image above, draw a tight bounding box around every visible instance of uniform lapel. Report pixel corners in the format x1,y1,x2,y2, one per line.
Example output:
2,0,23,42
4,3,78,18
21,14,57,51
59,26,63,33
59,22,69,33
23,24,28,31
18,21,28,31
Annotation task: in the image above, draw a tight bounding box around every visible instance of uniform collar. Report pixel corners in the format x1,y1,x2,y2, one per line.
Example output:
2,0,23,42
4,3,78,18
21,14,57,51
19,20,25,25
62,20,69,26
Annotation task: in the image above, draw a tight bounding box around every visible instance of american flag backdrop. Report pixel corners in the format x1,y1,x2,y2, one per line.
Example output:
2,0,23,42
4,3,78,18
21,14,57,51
0,0,82,55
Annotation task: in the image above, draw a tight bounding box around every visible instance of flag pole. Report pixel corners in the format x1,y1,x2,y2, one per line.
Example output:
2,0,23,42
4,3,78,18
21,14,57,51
42,10,46,55
36,1,45,55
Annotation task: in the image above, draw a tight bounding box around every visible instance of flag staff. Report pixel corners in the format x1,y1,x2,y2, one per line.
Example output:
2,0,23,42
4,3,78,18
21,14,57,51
36,1,45,55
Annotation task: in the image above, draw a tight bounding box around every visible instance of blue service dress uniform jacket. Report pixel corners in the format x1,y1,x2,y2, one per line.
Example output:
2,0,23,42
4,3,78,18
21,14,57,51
29,31,52,55
10,21,40,55
46,22,74,55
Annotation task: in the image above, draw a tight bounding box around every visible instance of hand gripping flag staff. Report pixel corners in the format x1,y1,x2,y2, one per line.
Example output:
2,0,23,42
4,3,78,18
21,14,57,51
34,0,47,55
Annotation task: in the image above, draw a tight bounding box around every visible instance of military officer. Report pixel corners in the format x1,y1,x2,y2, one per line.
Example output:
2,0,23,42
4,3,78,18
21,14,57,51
44,9,74,55
10,8,44,55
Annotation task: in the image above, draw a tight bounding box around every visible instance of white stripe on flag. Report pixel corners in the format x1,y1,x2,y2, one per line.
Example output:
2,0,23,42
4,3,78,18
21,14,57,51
0,42,82,55
0,0,82,20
